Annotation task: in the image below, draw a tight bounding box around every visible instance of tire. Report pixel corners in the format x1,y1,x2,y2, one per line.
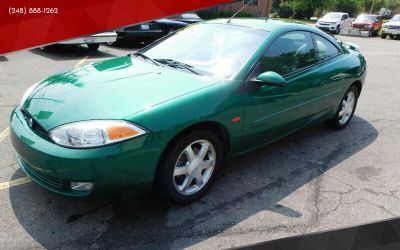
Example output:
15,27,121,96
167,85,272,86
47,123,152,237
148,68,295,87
87,44,100,51
107,41,116,46
381,33,387,39
157,130,223,205
368,29,373,37
335,25,340,34
390,35,395,39
328,86,359,130
167,28,175,35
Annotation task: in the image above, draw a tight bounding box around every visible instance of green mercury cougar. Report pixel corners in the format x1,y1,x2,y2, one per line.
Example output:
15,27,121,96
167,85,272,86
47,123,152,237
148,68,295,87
11,19,366,204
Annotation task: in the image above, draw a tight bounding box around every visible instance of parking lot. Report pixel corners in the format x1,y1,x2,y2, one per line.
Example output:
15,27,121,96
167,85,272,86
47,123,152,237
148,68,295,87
1,36,400,249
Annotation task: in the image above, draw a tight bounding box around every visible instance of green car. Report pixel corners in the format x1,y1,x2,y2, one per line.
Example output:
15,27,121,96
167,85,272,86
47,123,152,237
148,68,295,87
11,19,366,204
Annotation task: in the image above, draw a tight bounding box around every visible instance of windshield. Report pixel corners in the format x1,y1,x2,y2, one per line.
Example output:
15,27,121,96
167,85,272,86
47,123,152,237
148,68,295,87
323,13,341,19
391,15,400,21
143,23,269,79
356,15,376,22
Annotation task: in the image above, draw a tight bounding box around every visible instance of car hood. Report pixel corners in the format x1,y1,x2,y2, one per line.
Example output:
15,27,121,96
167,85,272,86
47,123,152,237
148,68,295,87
318,18,339,23
352,21,373,24
23,56,219,131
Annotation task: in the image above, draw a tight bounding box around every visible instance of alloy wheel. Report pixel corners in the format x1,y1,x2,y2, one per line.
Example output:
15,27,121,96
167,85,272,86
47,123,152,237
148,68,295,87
338,91,356,125
172,139,216,195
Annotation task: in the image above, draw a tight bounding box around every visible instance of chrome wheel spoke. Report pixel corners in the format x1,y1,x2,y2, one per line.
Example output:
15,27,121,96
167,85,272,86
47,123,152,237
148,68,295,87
194,173,204,186
198,142,210,160
179,176,193,191
202,159,215,169
184,145,196,162
174,166,189,176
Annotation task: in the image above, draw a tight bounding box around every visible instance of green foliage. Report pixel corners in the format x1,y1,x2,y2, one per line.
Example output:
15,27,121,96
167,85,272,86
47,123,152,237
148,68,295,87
196,10,219,20
219,10,254,18
196,10,253,20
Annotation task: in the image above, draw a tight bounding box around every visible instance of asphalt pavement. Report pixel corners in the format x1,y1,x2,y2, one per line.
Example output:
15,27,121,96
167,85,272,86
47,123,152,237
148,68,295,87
0,36,400,249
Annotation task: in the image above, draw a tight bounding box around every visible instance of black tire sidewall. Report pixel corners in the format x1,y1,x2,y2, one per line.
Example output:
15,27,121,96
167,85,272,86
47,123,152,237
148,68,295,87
158,130,223,205
331,86,359,130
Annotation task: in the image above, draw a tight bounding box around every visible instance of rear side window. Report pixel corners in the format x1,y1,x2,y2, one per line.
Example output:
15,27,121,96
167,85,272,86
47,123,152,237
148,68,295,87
312,34,340,61
259,31,316,76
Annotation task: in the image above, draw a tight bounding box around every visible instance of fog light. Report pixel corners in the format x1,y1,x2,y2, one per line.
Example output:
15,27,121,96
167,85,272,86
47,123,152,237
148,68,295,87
70,182,93,191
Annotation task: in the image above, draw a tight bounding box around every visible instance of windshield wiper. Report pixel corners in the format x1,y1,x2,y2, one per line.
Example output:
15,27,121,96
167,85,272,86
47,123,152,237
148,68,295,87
154,58,201,75
132,52,159,65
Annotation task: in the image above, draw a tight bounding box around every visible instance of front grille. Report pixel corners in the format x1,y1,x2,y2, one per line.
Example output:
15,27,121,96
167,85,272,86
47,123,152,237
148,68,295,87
17,155,62,190
20,110,49,138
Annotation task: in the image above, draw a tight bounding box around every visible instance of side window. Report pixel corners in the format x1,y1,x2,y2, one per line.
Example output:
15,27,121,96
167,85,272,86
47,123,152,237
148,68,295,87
312,34,340,61
259,31,316,76
342,14,349,20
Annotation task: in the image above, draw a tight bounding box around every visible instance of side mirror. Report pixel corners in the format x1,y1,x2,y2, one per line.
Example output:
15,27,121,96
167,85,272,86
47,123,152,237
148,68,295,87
256,71,287,87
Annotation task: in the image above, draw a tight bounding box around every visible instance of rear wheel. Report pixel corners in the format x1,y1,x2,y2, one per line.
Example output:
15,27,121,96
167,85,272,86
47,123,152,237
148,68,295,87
157,130,223,205
390,35,395,39
87,44,100,51
381,33,387,39
328,86,359,130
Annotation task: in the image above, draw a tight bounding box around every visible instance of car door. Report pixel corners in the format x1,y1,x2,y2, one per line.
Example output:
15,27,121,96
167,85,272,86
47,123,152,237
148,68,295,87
341,14,351,28
311,33,347,115
241,31,325,152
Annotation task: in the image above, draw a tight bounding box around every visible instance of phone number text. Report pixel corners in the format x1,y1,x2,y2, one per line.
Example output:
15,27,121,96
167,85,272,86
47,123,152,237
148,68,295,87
9,7,59,15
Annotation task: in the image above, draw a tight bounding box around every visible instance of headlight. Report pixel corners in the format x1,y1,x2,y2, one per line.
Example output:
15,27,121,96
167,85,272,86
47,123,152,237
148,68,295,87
49,120,147,148
20,83,39,106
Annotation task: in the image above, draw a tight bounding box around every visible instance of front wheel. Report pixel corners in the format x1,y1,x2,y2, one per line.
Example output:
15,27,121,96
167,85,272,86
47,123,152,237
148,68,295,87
335,25,340,34
328,86,359,130
87,44,100,51
157,130,223,205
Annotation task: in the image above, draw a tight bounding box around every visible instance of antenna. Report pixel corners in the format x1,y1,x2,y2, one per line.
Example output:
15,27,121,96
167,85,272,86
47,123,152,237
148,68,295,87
227,0,253,23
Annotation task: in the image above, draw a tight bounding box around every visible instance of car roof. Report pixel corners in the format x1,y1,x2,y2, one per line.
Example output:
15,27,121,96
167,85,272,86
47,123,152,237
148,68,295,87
205,18,312,33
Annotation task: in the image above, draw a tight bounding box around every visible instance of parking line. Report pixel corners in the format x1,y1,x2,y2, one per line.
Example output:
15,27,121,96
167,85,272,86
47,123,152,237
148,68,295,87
0,127,10,142
0,177,31,190
75,55,89,68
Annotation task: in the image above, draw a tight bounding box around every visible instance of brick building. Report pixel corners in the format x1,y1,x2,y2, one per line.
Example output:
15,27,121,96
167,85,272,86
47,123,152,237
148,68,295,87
217,0,270,17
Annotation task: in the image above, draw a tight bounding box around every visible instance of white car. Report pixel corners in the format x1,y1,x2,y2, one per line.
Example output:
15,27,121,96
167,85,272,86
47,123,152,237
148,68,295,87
381,14,400,39
316,12,352,34
57,32,117,51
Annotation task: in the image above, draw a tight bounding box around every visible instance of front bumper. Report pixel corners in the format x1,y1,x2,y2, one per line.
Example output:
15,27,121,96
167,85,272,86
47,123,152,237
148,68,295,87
382,29,400,35
10,107,166,197
316,24,337,32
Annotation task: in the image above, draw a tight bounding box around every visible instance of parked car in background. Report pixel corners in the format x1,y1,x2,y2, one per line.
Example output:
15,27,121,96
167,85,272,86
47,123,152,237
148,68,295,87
381,14,400,39
351,14,382,37
169,13,203,24
113,15,203,45
316,12,352,34
378,8,393,19
12,19,366,204
56,32,117,51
